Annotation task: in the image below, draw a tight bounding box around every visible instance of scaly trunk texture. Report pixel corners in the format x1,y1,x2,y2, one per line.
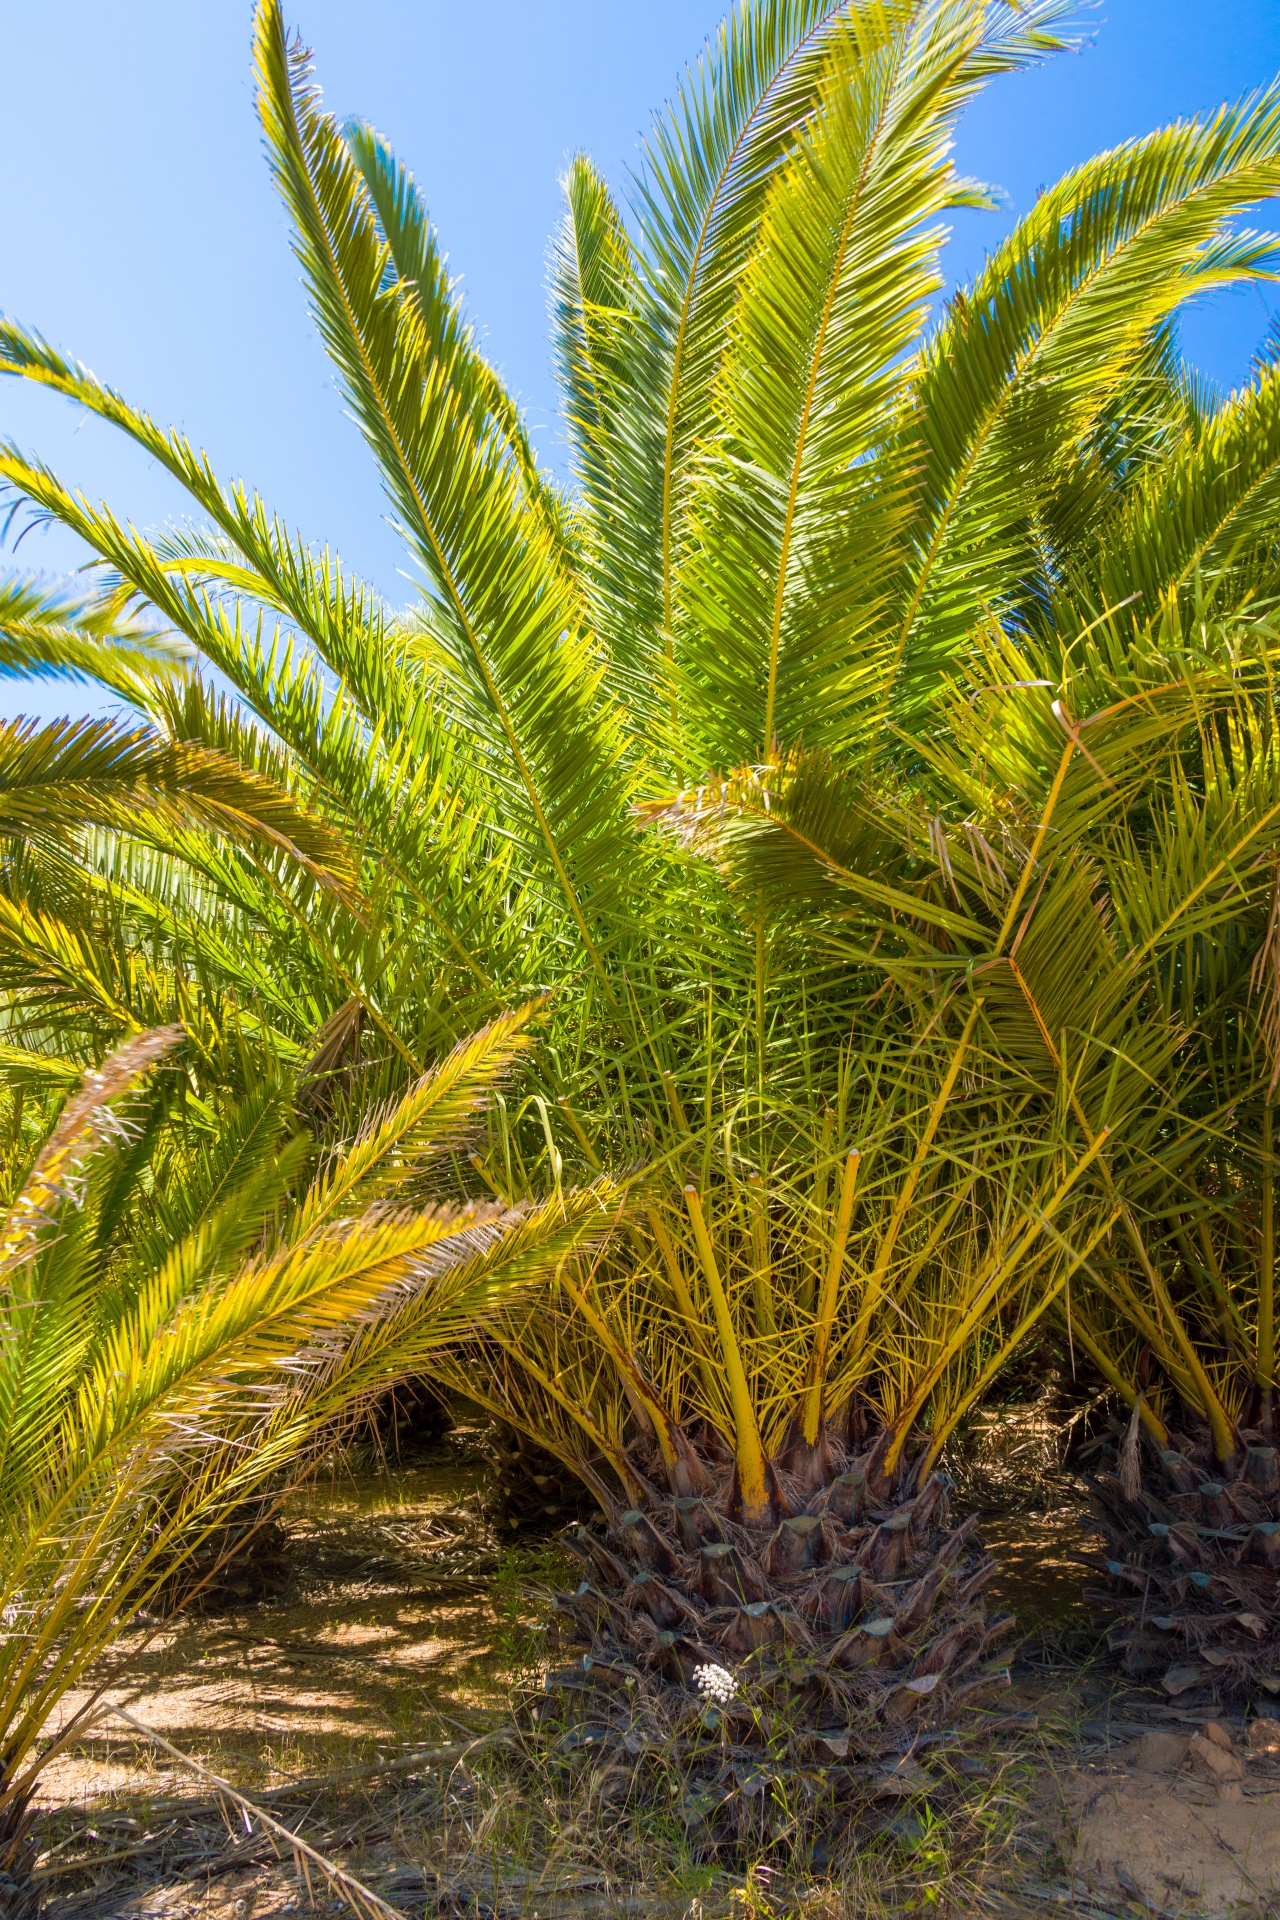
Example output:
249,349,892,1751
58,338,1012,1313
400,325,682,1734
486,1423,596,1535
1086,1432,1280,1701
0,1784,40,1920
537,1429,1018,1848
357,1377,455,1465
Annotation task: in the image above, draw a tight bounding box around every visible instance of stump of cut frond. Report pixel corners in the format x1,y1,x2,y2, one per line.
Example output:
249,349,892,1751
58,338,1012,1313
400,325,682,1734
1085,1431,1280,1702
533,1440,1020,1852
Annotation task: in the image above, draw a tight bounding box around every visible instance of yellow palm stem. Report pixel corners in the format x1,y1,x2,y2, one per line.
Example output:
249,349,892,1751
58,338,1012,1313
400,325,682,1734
1262,1102,1275,1436
885,1129,1115,1468
1172,1219,1249,1354
848,999,984,1359
646,1207,724,1413
754,913,767,1103
918,1207,1120,1476
801,1149,861,1446
802,1112,835,1316
553,1261,683,1478
557,1095,602,1169
683,1184,769,1523
887,1180,976,1310
1083,1262,1203,1414
822,1184,973,1420
660,1070,691,1134
1067,1313,1171,1449
1120,1203,1236,1463
748,1172,777,1338
994,738,1076,953
480,1338,637,1493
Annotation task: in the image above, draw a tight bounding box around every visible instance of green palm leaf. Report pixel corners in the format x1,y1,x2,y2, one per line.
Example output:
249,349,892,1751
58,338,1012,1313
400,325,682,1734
0,714,357,893
888,86,1280,717
0,1029,619,1837
253,2,637,978
0,576,188,702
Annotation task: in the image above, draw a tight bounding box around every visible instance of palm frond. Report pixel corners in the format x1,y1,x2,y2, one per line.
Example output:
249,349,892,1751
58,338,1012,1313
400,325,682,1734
253,3,638,977
0,575,189,702
0,712,359,899
886,86,1280,719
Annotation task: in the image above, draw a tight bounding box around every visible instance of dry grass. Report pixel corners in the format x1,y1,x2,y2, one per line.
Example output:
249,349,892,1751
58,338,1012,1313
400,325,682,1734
33,1714,1062,1920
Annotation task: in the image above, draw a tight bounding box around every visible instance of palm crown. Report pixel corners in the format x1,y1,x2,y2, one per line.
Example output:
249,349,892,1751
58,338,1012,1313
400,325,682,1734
3,0,1278,1049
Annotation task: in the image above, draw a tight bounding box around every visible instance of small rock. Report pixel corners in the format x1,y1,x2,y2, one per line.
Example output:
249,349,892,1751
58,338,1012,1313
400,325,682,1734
1128,1730,1190,1774
1187,1731,1246,1783
1202,1720,1236,1753
1161,1663,1207,1695
1249,1715,1280,1754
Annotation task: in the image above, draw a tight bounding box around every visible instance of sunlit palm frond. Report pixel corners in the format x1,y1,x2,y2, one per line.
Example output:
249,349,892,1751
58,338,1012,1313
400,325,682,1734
887,86,1280,720
0,574,189,703
0,715,356,896
0,321,437,747
629,0,1077,764
673,1,1040,768
253,4,639,975
0,1030,619,1833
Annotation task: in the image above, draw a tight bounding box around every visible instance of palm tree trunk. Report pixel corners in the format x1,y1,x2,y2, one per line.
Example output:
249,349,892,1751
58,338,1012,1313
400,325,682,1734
1086,1423,1280,1699
486,1423,595,1533
538,1420,1014,1844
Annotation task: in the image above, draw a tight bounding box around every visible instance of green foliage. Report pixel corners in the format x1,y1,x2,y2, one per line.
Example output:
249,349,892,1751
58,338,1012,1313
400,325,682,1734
2,0,1280,1548
0,1017,616,1837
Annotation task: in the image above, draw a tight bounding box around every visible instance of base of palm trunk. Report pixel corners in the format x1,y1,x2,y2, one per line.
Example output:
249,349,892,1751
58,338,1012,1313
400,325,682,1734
1086,1433,1280,1701
534,1436,1017,1848
362,1378,455,1461
485,1423,596,1534
158,1507,291,1614
0,1787,40,1920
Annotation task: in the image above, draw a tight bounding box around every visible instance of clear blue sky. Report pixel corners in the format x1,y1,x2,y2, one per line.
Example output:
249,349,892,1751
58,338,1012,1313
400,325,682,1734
3,0,1280,721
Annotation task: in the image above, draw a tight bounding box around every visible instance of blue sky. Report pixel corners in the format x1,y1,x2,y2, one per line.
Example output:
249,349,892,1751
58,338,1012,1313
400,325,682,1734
3,0,1280,721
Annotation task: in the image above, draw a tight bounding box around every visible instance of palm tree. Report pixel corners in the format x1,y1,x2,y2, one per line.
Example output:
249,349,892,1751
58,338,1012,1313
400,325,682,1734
1004,666,1280,1700
678,599,1280,1702
0,1011,616,1915
3,0,1280,1790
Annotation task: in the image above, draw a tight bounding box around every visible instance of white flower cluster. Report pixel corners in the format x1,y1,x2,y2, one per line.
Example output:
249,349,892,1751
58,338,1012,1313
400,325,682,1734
693,1661,737,1704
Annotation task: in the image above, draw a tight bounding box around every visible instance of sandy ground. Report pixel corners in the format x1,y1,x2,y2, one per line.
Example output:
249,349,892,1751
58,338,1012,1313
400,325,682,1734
1014,1690,1280,1917
35,1441,549,1919
37,1439,551,1792
1064,1761,1280,1913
